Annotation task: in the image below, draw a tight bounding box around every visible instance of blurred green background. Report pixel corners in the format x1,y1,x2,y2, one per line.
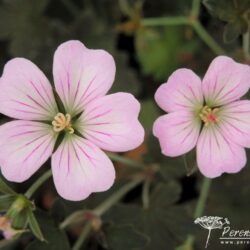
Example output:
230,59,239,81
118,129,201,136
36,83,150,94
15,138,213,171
0,0,250,250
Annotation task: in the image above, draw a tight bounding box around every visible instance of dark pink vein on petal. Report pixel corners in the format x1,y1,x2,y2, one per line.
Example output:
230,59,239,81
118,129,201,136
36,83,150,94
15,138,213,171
39,79,55,108
26,94,50,112
9,130,44,138
86,109,112,122
11,100,37,110
58,142,66,170
217,82,240,103
23,137,48,162
24,134,47,146
29,80,52,111
67,142,71,175
14,109,46,116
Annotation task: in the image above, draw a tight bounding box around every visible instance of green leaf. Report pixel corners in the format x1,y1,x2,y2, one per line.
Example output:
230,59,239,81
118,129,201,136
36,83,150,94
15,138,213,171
26,211,70,250
0,239,18,250
143,135,187,179
223,19,248,43
104,181,194,250
104,224,149,250
203,0,236,21
27,209,45,242
135,26,198,81
0,195,16,212
150,181,181,207
203,0,250,42
139,100,160,133
0,177,16,195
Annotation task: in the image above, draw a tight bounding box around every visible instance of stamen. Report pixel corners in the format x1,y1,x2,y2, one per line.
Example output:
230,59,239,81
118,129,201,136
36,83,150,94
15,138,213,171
199,106,220,127
52,113,74,134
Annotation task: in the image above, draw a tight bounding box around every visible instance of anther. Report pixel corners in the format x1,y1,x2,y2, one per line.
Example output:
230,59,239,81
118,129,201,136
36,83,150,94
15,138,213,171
52,113,74,134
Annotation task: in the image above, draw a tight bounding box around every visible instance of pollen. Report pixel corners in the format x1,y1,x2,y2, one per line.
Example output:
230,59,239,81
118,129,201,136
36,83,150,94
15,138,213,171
199,106,220,127
52,113,74,134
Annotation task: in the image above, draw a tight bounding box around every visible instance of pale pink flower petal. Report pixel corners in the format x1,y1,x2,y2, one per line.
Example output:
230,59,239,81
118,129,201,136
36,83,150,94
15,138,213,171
0,58,58,120
53,40,116,115
219,100,250,147
154,69,203,113
202,56,250,106
197,126,246,178
153,111,201,157
51,135,115,201
77,93,144,152
0,120,56,182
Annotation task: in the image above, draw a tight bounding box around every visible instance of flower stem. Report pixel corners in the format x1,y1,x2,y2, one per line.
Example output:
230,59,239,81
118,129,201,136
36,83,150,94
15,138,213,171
72,223,92,250
191,0,201,19
107,152,145,169
193,178,211,218
178,177,212,249
94,177,144,216
142,180,150,209
191,21,225,55
69,177,144,250
25,170,52,199
243,31,250,60
141,0,225,56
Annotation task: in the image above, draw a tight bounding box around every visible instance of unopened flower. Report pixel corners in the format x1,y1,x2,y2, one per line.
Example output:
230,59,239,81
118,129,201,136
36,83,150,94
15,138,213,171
0,40,144,201
0,216,18,239
153,56,250,178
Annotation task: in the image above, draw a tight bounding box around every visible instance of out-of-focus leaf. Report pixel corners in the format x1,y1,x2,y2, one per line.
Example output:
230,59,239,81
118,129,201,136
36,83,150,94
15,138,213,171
0,0,64,73
0,239,18,250
104,224,149,250
203,0,250,42
135,26,197,81
144,135,187,179
0,177,16,195
104,181,194,250
26,211,70,250
223,19,248,43
111,52,140,95
150,181,181,207
27,209,45,242
0,195,16,212
203,0,236,21
139,100,160,133
71,7,140,95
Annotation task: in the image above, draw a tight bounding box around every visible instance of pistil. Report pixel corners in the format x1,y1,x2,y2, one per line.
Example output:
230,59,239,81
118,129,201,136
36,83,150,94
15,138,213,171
199,106,220,127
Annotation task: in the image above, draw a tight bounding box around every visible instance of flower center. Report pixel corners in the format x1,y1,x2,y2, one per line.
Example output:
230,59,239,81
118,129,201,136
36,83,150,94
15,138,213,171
199,106,220,127
52,113,74,134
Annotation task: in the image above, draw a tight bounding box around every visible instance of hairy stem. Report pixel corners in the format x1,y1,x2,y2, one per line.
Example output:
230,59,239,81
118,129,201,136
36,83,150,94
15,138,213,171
25,170,52,199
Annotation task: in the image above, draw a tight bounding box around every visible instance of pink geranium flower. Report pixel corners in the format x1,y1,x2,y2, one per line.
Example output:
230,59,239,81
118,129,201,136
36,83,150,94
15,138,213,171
153,56,250,178
0,40,144,201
